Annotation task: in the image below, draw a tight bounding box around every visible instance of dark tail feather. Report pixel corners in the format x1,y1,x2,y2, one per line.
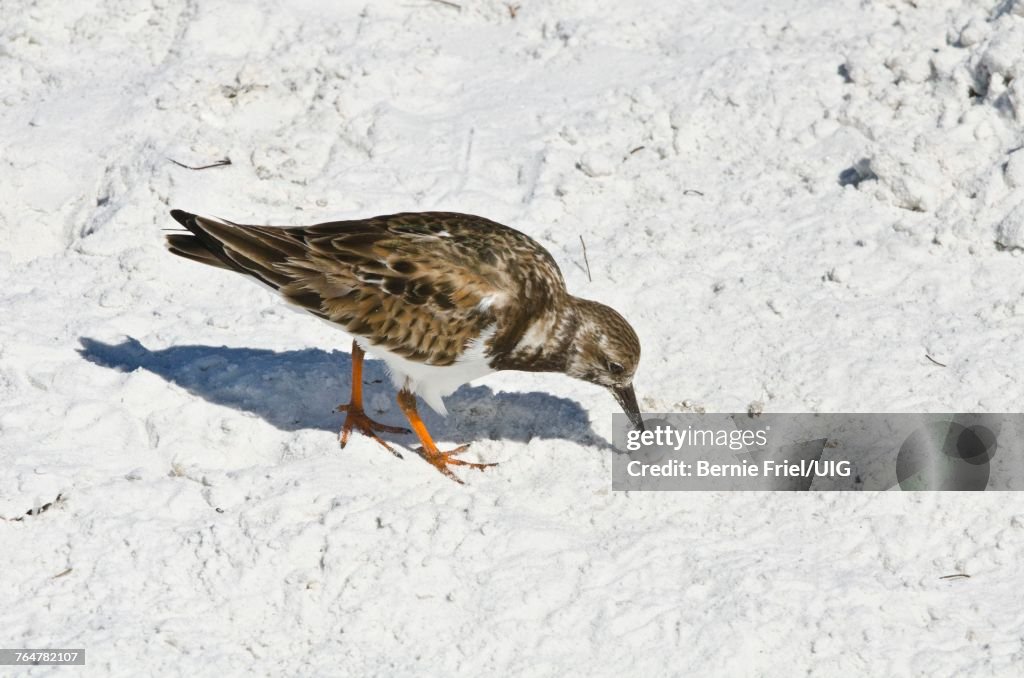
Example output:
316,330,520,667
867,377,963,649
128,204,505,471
165,210,293,290
166,232,229,269
167,209,240,271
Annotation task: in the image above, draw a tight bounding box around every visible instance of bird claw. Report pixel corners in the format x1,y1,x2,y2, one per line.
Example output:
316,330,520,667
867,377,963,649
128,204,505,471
413,444,498,483
337,403,411,458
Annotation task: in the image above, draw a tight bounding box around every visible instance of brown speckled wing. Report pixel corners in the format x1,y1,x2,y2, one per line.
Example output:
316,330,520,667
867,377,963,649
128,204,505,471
172,212,567,366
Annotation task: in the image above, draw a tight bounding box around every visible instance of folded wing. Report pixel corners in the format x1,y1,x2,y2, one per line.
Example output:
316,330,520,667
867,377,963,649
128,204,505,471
166,210,508,365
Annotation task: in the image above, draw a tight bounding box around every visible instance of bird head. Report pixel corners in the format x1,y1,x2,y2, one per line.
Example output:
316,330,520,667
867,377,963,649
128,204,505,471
566,298,644,431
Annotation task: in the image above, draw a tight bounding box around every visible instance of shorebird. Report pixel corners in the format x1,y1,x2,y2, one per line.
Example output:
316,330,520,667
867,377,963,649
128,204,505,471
166,210,642,482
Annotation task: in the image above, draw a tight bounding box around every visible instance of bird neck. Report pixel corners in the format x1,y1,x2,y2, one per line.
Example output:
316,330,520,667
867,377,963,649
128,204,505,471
490,295,582,374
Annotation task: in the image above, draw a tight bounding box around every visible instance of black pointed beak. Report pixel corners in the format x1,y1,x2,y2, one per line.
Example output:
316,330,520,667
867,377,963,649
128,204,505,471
612,384,644,431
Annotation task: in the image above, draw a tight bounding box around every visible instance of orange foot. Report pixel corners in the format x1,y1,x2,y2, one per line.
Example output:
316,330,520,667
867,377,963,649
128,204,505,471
414,444,498,484
337,403,411,458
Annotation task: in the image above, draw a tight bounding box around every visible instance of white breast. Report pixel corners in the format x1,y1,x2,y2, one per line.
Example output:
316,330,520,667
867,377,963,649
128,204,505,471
235,273,493,415
354,325,497,416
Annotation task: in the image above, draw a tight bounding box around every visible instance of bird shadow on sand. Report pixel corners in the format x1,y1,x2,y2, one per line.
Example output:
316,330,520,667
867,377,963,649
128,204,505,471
77,337,605,449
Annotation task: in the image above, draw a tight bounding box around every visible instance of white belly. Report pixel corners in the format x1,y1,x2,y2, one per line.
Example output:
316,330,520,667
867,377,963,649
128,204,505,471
354,325,496,416
257,277,492,415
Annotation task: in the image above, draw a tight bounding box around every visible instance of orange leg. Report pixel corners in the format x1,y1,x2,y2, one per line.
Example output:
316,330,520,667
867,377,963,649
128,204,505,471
337,340,410,456
396,388,497,483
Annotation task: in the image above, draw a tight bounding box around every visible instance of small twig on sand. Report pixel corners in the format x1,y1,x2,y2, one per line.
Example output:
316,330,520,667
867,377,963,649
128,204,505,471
1,493,64,522
939,573,970,580
682,189,704,196
506,3,520,18
925,354,947,368
629,146,645,155
580,235,592,282
168,157,232,171
429,0,462,9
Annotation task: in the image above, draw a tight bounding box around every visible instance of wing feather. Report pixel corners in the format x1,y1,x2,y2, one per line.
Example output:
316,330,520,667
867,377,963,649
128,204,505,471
166,211,565,366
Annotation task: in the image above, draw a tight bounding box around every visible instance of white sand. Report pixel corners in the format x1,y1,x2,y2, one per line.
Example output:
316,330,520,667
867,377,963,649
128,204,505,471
3,0,1024,674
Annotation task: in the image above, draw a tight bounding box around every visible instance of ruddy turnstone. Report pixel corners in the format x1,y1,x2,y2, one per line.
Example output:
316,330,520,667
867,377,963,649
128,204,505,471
166,210,643,482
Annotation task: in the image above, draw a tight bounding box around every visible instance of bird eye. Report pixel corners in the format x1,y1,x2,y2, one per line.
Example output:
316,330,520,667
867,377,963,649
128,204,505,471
607,361,624,375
